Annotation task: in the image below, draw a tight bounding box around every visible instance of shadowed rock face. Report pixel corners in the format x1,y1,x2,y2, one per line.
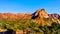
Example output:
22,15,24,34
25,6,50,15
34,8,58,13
58,16,60,19
32,11,38,19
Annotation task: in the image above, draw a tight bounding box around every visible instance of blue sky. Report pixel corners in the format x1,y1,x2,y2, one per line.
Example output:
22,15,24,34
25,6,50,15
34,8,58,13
0,0,60,14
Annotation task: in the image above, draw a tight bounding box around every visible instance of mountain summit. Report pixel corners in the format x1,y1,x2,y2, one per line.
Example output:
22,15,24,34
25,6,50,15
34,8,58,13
32,9,49,19
32,9,60,26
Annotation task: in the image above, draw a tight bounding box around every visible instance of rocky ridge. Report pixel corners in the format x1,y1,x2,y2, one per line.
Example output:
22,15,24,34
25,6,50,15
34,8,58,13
0,9,60,26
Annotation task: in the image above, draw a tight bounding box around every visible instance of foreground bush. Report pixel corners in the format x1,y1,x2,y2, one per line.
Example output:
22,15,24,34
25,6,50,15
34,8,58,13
0,18,60,34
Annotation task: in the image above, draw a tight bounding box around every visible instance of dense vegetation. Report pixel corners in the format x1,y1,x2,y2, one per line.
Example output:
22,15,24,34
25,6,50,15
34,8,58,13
0,18,60,34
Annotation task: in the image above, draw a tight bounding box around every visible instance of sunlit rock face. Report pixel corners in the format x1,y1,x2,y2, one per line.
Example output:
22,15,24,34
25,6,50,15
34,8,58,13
32,9,51,26
32,9,49,19
32,9,60,26
23,13,32,19
17,13,24,19
3,13,17,19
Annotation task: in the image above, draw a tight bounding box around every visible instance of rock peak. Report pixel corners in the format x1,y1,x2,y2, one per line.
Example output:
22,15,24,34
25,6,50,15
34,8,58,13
32,9,49,19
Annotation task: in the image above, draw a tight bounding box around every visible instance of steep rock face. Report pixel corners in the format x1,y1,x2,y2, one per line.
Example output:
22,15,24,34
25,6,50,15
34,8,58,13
32,9,51,26
32,9,49,19
32,9,60,26
58,16,60,19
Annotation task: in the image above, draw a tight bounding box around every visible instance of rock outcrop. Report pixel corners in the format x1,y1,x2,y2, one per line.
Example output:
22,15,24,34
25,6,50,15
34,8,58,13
32,9,49,19
32,9,52,26
32,9,60,26
48,13,60,24
48,13,59,19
